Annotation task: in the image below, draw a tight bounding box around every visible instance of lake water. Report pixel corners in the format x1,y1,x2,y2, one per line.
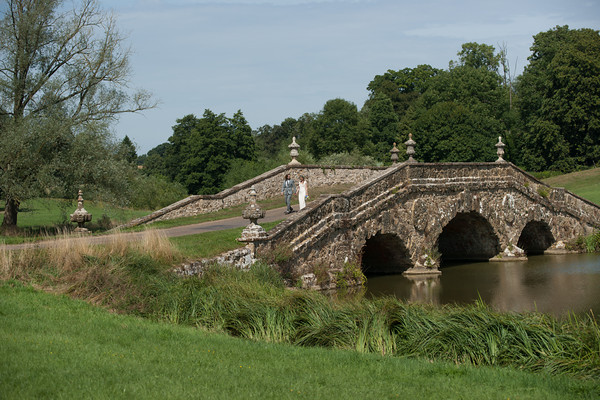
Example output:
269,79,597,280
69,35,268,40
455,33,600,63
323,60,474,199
364,253,600,318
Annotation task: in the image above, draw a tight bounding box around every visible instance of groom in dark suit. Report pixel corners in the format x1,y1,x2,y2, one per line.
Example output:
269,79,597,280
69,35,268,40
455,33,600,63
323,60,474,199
281,173,296,214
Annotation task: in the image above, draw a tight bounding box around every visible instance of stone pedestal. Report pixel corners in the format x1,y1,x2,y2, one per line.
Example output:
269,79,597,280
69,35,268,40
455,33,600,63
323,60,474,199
240,222,267,241
403,251,441,275
403,266,442,276
495,136,506,163
544,240,574,255
390,142,399,164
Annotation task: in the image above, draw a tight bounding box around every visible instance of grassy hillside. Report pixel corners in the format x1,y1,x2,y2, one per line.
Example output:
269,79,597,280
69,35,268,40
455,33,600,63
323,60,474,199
0,198,151,244
543,168,600,205
1,281,597,399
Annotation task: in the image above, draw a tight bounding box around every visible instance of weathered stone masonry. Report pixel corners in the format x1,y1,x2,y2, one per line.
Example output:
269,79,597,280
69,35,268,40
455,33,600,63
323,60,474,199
245,162,600,285
119,164,387,229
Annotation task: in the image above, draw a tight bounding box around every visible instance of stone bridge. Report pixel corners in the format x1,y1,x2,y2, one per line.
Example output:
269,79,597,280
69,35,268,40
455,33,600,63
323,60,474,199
244,162,600,288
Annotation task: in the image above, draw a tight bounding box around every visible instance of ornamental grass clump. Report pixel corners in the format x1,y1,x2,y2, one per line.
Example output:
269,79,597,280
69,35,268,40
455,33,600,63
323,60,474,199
293,294,358,349
352,300,398,355
385,300,600,378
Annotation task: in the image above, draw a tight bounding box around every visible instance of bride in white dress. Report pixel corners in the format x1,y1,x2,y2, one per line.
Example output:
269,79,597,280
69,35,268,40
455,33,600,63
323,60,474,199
298,176,308,210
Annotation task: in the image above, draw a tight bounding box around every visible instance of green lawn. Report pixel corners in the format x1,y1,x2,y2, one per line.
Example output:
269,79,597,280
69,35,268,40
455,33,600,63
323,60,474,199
543,168,600,205
0,198,151,244
15,198,151,228
169,221,282,259
1,281,596,400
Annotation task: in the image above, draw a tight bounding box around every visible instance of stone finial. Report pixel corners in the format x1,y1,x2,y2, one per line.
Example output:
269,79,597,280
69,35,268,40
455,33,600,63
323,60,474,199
405,133,417,163
390,142,400,164
240,185,267,240
70,190,92,233
495,136,506,163
288,136,301,165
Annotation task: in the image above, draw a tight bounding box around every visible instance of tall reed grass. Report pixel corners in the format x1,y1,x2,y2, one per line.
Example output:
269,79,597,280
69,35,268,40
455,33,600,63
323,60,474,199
569,230,600,253
0,229,181,314
2,235,599,379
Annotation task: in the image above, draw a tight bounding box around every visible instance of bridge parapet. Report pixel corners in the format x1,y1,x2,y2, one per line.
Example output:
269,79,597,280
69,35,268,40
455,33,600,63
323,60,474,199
118,164,386,229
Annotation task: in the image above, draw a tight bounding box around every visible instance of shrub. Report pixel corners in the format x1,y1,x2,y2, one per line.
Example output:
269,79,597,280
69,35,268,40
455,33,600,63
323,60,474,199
566,232,600,253
222,157,285,189
335,262,366,289
312,261,330,285
129,174,188,210
585,231,600,253
257,244,295,282
319,150,381,167
530,170,563,180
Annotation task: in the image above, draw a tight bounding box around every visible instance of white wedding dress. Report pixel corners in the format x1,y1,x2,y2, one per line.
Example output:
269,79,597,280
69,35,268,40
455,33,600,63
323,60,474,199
298,181,307,210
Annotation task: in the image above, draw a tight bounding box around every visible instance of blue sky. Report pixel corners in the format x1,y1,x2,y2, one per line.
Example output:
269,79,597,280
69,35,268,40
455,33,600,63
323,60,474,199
99,0,600,153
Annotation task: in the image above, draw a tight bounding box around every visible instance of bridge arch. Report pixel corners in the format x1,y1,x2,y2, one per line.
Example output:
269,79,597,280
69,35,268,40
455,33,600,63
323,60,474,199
436,211,501,265
360,233,412,275
517,220,554,255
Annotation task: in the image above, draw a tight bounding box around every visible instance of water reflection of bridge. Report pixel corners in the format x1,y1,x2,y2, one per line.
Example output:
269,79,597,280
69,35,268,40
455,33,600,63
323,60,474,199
364,254,600,317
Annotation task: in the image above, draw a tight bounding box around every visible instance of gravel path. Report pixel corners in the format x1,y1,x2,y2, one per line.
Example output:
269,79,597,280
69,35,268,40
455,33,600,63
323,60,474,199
1,206,291,251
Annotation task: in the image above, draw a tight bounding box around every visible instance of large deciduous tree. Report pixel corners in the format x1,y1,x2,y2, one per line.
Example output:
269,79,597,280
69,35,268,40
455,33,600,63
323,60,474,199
254,117,298,158
308,98,364,159
163,110,255,195
363,93,401,161
0,0,154,231
366,64,440,118
405,44,507,163
454,42,500,72
516,26,600,171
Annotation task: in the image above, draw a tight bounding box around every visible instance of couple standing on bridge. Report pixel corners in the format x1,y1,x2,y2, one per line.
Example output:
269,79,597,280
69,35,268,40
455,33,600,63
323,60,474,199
282,174,308,214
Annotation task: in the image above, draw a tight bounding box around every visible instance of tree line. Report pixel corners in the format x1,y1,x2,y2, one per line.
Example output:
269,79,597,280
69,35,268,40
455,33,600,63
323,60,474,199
141,26,600,196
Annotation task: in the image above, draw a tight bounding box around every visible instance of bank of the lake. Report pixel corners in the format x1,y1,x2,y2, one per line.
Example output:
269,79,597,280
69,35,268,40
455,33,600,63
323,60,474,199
2,281,598,399
1,232,599,382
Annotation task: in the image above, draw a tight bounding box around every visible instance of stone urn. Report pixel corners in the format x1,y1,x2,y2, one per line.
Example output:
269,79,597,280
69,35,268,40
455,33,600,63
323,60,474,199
70,190,92,233
405,133,417,163
240,186,267,241
288,136,301,165
390,142,400,164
